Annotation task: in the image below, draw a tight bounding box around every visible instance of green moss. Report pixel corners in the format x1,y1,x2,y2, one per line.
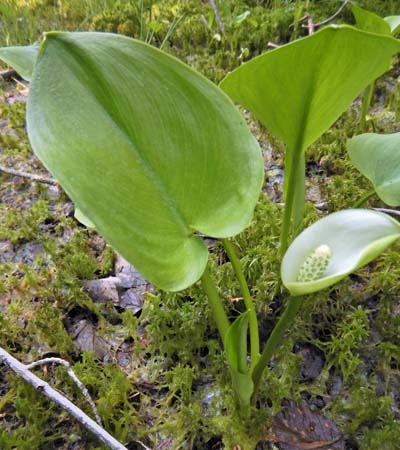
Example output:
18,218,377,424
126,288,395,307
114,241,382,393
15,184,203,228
2,1,400,448
0,200,51,243
330,380,399,448
323,306,370,383
27,303,74,355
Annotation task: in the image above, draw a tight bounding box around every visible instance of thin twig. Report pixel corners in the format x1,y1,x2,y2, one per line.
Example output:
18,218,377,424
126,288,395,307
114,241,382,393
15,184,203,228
289,14,310,28
200,14,212,31
306,14,315,34
0,347,128,450
27,357,102,426
295,0,349,30
0,69,18,80
302,1,314,35
313,0,350,28
209,0,225,35
0,165,57,185
373,208,400,218
267,42,280,49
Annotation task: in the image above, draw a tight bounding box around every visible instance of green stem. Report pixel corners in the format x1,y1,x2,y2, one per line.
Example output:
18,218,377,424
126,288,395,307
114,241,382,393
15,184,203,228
222,239,260,367
280,150,303,257
352,189,375,209
359,82,374,133
252,296,303,397
201,264,230,342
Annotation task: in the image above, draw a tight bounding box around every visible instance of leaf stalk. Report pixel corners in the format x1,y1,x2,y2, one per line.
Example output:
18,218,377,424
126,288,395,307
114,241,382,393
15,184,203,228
352,189,375,208
222,239,260,367
201,264,230,341
359,82,374,132
280,149,304,257
251,296,303,398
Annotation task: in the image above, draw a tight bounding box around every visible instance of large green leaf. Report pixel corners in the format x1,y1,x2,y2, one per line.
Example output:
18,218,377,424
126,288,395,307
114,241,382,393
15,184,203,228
281,210,400,296
352,4,391,35
224,312,254,407
220,26,399,152
348,132,400,206
26,32,263,291
0,44,38,81
385,16,400,35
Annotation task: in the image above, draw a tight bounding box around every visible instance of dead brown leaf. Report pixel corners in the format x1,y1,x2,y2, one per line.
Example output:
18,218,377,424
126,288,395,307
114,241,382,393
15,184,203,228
269,400,345,450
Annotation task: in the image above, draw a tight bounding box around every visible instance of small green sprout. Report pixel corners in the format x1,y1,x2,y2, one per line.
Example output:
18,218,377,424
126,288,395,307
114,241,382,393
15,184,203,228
297,244,332,282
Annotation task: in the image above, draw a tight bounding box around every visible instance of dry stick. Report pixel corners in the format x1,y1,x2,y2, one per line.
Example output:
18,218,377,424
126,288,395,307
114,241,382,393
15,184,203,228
374,208,400,218
291,0,348,28
313,0,350,28
26,357,102,426
0,69,18,80
301,0,349,31
305,15,315,34
0,165,57,186
0,346,128,450
273,0,349,48
200,14,212,31
289,13,310,28
304,0,314,35
209,0,225,35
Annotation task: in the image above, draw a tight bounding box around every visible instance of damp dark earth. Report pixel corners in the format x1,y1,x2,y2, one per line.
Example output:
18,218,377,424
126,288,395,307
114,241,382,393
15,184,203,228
1,1,400,450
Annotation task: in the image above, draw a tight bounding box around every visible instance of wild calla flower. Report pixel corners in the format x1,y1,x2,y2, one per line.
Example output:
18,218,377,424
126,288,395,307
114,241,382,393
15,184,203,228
282,209,400,296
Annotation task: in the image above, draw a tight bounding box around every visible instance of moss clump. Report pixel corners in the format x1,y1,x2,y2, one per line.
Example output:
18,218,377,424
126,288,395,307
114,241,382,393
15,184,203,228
2,1,400,448
323,306,370,383
0,200,51,243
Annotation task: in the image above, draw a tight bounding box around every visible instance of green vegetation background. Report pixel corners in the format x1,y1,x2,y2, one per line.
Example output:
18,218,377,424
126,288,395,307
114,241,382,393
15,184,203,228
1,1,400,449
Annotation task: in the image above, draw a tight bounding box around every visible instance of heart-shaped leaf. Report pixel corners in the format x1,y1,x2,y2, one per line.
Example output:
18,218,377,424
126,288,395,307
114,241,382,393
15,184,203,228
348,132,400,206
281,210,400,296
220,25,400,240
385,16,400,35
26,32,264,291
0,44,38,81
352,4,391,35
224,312,254,406
220,25,399,152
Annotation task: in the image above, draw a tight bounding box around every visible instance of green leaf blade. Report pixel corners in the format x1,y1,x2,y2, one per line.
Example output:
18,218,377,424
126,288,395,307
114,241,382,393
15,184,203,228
352,4,391,35
0,44,39,81
281,210,400,296
27,32,263,291
220,26,400,151
348,132,400,206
